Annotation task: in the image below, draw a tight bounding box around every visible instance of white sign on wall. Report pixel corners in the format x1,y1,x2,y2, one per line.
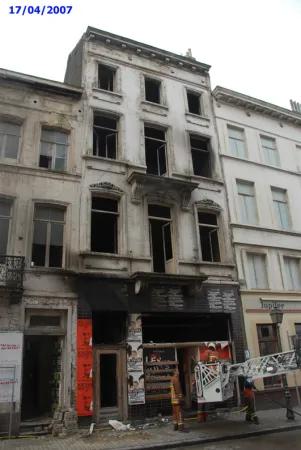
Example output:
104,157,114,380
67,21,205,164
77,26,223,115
0,332,23,403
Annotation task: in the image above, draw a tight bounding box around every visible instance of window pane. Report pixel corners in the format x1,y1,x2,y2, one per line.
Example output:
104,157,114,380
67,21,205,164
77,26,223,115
239,196,248,224
247,255,257,288
0,218,9,254
236,140,246,158
41,129,55,142
34,206,51,220
56,145,67,159
279,202,290,231
55,158,66,171
163,223,173,261
55,132,69,145
285,258,301,290
273,202,283,229
0,122,21,136
228,127,244,140
254,254,268,288
263,147,270,165
269,149,279,167
229,138,238,156
237,182,253,196
245,196,258,225
50,208,65,222
261,137,276,149
49,223,63,267
32,221,47,266
4,135,19,159
39,141,53,168
0,198,12,217
272,188,286,202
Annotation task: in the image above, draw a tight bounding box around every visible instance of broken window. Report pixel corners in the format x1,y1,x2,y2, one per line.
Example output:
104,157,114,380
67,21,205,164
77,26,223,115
144,126,167,176
32,205,65,268
39,129,69,171
198,212,220,262
187,91,201,115
98,64,115,91
145,78,161,104
91,197,118,254
0,197,12,255
93,114,118,159
0,121,21,160
190,135,211,177
148,204,173,273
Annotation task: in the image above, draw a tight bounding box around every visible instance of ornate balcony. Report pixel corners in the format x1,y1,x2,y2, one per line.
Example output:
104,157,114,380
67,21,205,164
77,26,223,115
0,256,25,291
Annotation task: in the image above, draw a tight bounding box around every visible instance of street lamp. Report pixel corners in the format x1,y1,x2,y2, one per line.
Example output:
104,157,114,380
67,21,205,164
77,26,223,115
270,307,295,420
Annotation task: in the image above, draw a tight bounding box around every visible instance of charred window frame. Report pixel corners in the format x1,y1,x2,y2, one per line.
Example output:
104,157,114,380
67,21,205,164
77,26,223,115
39,128,69,171
190,134,211,177
0,197,13,255
144,78,161,104
31,205,65,268
0,120,21,160
198,211,221,263
91,196,119,254
93,114,118,159
98,64,115,92
144,125,167,176
187,91,201,115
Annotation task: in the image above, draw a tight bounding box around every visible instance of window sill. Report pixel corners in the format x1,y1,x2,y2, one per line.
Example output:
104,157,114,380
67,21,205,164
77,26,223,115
26,267,75,275
92,87,123,104
221,153,301,176
231,222,301,237
0,161,81,181
172,171,224,187
141,101,169,116
185,112,211,127
82,154,146,171
80,251,151,262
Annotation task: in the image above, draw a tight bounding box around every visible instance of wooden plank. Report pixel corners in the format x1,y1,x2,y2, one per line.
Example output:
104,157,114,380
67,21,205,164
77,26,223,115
146,394,171,400
145,360,179,366
145,369,174,374
146,384,170,391
145,376,172,381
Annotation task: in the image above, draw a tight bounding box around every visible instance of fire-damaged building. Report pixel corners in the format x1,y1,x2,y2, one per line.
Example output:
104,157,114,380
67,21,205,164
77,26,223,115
65,27,245,423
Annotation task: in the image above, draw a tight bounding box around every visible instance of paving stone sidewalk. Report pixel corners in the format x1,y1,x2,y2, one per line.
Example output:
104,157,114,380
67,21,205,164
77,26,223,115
1,407,301,450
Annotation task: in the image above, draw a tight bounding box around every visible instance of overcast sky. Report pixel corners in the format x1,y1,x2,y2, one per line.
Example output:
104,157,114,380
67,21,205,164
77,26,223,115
0,0,300,109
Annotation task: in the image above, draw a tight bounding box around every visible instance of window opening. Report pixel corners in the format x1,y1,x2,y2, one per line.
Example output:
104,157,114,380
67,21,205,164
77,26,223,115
187,92,201,115
144,126,167,176
0,121,21,159
98,64,115,91
0,198,12,255
91,197,119,254
145,78,161,104
93,115,118,159
257,324,281,387
198,212,220,262
39,129,68,171
190,135,211,177
148,204,173,273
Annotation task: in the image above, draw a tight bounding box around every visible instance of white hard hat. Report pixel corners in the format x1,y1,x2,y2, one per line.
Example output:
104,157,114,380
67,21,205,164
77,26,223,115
208,342,216,350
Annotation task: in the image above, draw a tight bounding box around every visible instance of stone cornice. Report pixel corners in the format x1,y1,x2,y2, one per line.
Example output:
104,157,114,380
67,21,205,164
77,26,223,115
213,86,301,127
86,27,211,75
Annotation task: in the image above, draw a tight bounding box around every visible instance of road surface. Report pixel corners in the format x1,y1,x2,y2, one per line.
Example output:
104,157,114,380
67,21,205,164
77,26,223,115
178,429,301,449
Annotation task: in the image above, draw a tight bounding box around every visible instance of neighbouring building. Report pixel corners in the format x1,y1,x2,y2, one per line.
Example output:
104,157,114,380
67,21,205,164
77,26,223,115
213,87,301,408
0,68,83,432
65,28,245,423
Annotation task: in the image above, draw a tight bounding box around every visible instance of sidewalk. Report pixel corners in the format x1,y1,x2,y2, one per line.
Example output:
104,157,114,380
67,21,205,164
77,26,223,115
1,407,301,450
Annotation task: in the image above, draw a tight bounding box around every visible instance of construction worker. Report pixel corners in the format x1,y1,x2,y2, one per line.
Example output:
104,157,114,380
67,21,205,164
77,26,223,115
198,342,220,422
170,369,185,432
244,378,259,424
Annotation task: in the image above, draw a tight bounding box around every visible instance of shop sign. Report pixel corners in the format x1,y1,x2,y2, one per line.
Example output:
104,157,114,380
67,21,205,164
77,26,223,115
76,319,93,416
0,332,23,403
245,299,301,311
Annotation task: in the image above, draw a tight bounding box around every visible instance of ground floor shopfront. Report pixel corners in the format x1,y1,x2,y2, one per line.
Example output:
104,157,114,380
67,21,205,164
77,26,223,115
74,276,245,423
241,293,301,409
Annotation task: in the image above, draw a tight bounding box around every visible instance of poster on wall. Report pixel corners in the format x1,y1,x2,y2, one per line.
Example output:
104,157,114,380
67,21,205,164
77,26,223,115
144,347,176,364
0,331,23,404
127,314,142,342
76,319,93,416
127,314,145,405
199,341,231,362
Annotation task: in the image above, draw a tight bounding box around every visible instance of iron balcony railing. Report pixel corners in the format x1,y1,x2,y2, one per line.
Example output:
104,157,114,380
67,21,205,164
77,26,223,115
0,256,25,289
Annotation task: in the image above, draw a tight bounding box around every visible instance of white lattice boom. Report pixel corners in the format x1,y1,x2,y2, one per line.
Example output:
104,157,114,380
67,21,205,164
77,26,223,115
195,350,301,405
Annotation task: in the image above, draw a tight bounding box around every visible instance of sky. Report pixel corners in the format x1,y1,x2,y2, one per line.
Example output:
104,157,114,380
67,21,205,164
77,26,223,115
0,0,300,110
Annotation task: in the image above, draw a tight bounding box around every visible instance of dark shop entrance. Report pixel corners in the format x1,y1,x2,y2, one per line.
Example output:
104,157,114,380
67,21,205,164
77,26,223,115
21,335,62,420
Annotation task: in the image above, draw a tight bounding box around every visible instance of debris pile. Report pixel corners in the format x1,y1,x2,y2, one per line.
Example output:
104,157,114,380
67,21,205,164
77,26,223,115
52,409,78,437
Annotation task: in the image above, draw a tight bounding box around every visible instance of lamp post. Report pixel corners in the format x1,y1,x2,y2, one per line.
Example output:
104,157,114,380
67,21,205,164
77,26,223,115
270,307,295,420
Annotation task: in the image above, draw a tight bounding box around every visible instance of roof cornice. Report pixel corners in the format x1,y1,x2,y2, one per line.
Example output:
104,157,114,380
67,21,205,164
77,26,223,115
86,27,211,75
213,86,301,127
0,68,83,98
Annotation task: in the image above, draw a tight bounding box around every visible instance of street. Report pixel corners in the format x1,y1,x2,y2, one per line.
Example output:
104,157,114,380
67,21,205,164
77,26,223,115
178,430,301,449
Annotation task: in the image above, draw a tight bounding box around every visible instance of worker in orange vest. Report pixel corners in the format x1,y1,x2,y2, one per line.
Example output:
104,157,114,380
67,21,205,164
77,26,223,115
244,379,259,424
170,369,185,431
198,343,220,422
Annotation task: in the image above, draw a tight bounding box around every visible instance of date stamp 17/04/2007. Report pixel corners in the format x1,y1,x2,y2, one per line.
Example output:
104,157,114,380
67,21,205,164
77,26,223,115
9,5,73,14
